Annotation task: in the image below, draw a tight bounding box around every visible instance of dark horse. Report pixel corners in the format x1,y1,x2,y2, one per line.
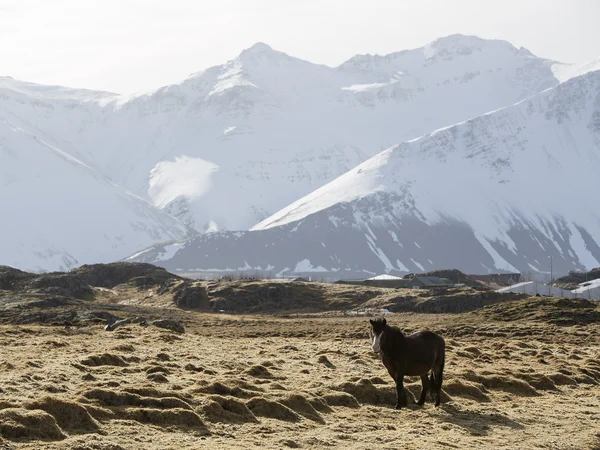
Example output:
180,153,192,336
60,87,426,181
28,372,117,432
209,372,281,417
369,318,445,409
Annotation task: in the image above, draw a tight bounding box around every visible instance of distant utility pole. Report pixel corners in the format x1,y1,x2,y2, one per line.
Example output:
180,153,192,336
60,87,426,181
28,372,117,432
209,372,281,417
549,256,553,284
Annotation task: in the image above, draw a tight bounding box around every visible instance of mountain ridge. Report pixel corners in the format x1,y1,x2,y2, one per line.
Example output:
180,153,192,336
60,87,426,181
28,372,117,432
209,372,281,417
2,35,598,272
127,68,600,277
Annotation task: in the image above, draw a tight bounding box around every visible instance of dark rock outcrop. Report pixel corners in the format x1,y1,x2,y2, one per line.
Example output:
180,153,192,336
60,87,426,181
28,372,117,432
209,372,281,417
0,267,92,300
151,319,185,334
0,266,35,290
72,262,181,289
209,297,236,312
172,283,210,309
24,273,93,300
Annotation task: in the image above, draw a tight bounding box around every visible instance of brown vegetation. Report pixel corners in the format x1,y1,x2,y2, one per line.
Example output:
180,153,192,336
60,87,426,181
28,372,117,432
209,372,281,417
0,263,598,448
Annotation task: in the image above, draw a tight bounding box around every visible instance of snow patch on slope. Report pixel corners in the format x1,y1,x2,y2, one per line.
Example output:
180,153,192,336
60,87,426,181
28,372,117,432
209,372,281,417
149,156,219,208
294,259,327,272
552,57,600,83
0,119,189,272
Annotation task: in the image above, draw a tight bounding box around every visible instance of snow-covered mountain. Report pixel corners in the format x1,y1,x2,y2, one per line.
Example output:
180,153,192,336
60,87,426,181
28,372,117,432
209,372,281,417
1,35,571,235
2,34,598,273
0,118,190,272
127,68,600,278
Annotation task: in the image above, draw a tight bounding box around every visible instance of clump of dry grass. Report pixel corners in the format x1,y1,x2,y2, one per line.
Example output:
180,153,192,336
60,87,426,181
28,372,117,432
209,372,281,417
246,397,300,422
0,401,18,410
512,372,558,391
59,435,126,450
442,379,491,402
244,364,278,379
548,372,578,386
1,288,599,449
317,355,336,368
194,381,260,399
460,370,539,396
279,394,324,423
320,392,361,408
25,396,100,433
80,354,128,367
0,408,65,440
80,388,192,410
123,407,209,432
334,378,397,405
200,395,258,423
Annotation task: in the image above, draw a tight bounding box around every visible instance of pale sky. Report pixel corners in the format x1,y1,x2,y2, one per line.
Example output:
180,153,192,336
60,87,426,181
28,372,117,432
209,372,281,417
1,0,599,94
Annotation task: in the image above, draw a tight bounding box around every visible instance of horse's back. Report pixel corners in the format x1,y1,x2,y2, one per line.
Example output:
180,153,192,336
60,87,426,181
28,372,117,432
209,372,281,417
398,330,444,375
406,330,445,359
407,330,445,345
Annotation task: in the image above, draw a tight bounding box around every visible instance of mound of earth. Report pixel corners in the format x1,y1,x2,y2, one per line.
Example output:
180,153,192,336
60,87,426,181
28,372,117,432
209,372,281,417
467,297,600,325
23,273,93,300
358,287,525,314
72,262,181,289
171,282,210,309
0,408,66,441
246,397,300,422
0,263,189,324
200,280,504,314
25,396,100,433
204,280,331,313
0,262,183,308
0,267,92,300
0,262,587,330
0,266,36,290
201,395,258,424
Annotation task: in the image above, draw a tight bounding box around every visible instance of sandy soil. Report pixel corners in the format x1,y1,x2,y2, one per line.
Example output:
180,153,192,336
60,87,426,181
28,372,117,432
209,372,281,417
0,309,599,450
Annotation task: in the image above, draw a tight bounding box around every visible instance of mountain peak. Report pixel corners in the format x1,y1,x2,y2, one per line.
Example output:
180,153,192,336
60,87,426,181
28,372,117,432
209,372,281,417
339,35,537,71
430,33,488,46
240,42,276,55
424,34,525,59
237,42,308,68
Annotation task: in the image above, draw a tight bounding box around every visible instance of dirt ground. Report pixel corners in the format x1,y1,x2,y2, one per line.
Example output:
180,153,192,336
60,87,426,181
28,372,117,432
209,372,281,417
0,308,599,450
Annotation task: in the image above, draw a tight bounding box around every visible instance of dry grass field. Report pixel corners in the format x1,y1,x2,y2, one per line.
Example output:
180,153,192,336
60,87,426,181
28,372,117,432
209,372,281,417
1,264,599,449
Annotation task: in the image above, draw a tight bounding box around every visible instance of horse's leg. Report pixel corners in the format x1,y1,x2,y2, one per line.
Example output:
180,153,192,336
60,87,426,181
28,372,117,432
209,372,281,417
417,374,429,406
394,362,406,410
434,353,445,407
382,358,397,382
428,372,436,401
385,364,397,383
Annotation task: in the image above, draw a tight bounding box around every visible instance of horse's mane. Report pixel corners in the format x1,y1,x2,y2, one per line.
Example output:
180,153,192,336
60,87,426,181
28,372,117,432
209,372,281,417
372,318,404,336
386,324,404,337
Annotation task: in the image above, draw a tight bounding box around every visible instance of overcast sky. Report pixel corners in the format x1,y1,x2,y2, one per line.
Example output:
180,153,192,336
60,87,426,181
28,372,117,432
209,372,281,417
1,0,599,94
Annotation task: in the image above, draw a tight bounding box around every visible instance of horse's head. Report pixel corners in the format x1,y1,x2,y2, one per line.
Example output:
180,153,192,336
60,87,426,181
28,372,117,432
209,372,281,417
369,318,387,353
